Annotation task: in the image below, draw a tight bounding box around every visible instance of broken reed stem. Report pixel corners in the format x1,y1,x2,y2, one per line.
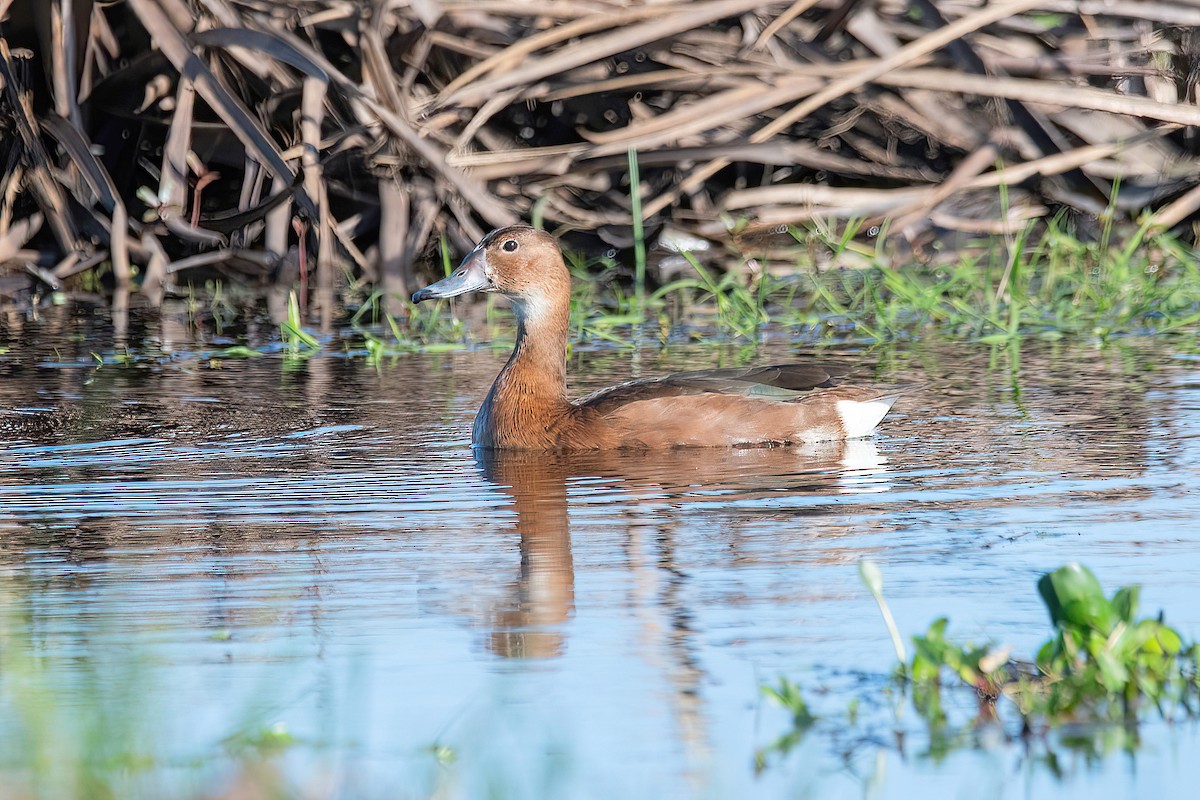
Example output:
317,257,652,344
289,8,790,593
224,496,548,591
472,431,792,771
301,75,332,329
378,176,410,316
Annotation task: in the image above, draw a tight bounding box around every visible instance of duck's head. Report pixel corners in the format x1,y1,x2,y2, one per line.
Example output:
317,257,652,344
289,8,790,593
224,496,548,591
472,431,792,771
412,226,569,316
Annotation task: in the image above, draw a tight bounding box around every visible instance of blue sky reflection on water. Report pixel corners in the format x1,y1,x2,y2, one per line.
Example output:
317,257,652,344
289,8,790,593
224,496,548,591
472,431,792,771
0,333,1199,798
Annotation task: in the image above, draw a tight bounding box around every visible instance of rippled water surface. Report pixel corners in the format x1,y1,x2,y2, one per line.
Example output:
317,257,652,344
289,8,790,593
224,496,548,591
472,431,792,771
1,313,1199,798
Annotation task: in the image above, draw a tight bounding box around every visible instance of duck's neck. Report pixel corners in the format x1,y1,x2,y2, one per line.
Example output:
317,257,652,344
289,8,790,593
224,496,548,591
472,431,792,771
476,292,572,446
505,299,569,399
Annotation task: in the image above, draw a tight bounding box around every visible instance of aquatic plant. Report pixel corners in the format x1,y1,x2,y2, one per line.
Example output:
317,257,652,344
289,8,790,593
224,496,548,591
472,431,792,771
895,562,1199,724
280,291,321,355
757,564,1200,779
778,219,1200,344
239,216,1200,357
755,677,818,773
1028,564,1197,720
762,562,1200,771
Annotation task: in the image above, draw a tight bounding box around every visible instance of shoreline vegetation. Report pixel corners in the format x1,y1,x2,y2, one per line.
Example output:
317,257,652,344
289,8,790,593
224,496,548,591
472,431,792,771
5,215,1200,363
0,1,1197,340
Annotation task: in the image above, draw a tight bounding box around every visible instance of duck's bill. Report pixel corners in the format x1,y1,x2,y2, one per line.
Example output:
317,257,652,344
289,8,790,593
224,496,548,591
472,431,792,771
411,250,489,302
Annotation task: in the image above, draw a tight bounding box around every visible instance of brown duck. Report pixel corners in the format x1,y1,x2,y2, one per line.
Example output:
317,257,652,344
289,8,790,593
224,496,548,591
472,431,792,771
412,225,893,450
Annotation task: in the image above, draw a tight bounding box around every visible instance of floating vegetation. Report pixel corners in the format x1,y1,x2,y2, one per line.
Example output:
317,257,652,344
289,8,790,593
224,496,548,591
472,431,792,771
903,567,1198,729
760,563,1200,771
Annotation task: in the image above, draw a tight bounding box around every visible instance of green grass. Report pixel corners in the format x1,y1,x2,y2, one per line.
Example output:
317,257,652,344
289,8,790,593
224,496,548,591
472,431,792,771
49,220,1197,363
430,219,1200,353
151,216,1197,360
779,217,1200,344
280,291,321,354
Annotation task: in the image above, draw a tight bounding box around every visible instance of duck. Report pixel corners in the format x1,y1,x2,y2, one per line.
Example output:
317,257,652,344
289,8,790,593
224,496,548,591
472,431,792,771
412,224,893,450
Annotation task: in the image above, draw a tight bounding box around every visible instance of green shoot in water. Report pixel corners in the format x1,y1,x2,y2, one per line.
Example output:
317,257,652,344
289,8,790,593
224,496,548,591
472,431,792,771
280,291,320,352
859,560,907,665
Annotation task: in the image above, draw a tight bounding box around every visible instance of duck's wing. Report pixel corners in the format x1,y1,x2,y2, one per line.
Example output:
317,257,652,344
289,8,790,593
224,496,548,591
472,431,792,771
576,363,844,412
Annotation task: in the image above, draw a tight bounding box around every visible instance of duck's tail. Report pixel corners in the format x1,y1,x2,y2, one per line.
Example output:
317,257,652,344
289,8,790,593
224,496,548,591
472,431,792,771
835,395,896,439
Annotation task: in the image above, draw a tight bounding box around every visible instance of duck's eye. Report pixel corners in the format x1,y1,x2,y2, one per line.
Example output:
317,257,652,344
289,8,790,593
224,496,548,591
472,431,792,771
502,239,518,253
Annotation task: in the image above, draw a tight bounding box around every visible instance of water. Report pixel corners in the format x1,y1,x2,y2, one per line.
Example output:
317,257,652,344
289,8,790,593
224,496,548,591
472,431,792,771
1,312,1199,798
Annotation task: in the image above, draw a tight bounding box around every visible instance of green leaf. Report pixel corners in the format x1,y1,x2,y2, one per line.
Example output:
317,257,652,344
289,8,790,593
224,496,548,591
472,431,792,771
911,653,940,683
1111,586,1140,623
281,321,321,350
761,678,816,726
419,343,468,353
216,345,263,358
1038,563,1115,633
1036,638,1058,670
1094,648,1130,692
1140,621,1183,656
978,332,1014,344
430,744,457,766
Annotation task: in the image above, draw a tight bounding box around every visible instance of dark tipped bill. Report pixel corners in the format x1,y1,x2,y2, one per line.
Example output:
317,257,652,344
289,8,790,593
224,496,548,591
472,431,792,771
411,248,489,303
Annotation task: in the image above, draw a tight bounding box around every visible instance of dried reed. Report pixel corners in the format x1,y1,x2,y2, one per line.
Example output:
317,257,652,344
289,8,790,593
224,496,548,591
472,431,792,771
0,0,1197,322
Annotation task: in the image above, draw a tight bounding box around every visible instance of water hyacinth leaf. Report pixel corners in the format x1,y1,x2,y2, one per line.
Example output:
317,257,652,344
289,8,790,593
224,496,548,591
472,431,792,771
911,619,950,680
1110,621,1148,657
1111,585,1140,624
776,560,1194,773
1037,563,1115,633
910,653,940,683
1156,625,1183,656
1139,621,1183,656
1094,648,1130,693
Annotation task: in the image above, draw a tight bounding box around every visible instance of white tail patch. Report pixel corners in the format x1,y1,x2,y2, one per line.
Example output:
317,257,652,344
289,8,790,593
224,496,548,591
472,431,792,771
836,397,894,439
837,439,892,494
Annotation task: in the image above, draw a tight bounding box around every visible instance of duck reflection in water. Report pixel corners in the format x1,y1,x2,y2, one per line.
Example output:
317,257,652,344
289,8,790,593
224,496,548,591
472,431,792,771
478,450,576,659
475,440,891,660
